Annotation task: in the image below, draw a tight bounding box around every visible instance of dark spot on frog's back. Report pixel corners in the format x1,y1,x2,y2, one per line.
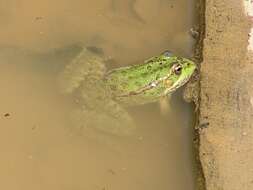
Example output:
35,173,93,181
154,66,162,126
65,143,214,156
155,74,160,80
177,57,183,62
147,65,152,70
146,59,155,64
185,61,192,66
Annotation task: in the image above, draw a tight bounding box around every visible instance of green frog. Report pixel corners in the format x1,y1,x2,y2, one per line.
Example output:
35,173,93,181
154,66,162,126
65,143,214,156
58,48,196,136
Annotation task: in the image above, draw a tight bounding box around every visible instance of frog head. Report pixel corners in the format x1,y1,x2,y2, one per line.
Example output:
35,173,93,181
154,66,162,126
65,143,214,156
105,50,197,105
161,51,196,95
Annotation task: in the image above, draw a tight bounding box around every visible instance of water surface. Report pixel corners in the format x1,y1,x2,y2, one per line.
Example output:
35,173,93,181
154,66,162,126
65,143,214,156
0,0,197,189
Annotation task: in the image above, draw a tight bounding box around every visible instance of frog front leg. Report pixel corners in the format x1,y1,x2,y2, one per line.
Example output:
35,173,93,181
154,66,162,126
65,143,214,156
159,94,172,116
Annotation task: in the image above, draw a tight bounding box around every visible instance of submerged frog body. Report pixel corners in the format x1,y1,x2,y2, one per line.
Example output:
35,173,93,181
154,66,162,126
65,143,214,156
59,48,196,136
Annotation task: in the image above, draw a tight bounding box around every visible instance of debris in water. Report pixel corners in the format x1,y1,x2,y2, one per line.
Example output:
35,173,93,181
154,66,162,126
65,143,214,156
108,169,116,175
32,125,38,130
34,16,43,21
4,113,10,117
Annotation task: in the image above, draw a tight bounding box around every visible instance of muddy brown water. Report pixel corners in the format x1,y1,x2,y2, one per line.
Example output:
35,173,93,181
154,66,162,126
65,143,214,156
0,0,197,189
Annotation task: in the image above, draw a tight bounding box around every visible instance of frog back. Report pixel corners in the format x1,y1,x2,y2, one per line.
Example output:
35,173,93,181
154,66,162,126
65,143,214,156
104,60,173,106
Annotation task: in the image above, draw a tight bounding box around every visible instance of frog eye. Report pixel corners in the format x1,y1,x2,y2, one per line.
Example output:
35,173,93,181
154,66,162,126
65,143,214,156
163,51,173,57
172,64,182,75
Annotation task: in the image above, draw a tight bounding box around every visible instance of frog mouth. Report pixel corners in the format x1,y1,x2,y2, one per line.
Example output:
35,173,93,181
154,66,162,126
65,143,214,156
163,75,192,96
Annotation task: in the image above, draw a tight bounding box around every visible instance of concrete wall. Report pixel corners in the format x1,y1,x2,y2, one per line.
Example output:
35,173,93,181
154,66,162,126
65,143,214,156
198,0,253,189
